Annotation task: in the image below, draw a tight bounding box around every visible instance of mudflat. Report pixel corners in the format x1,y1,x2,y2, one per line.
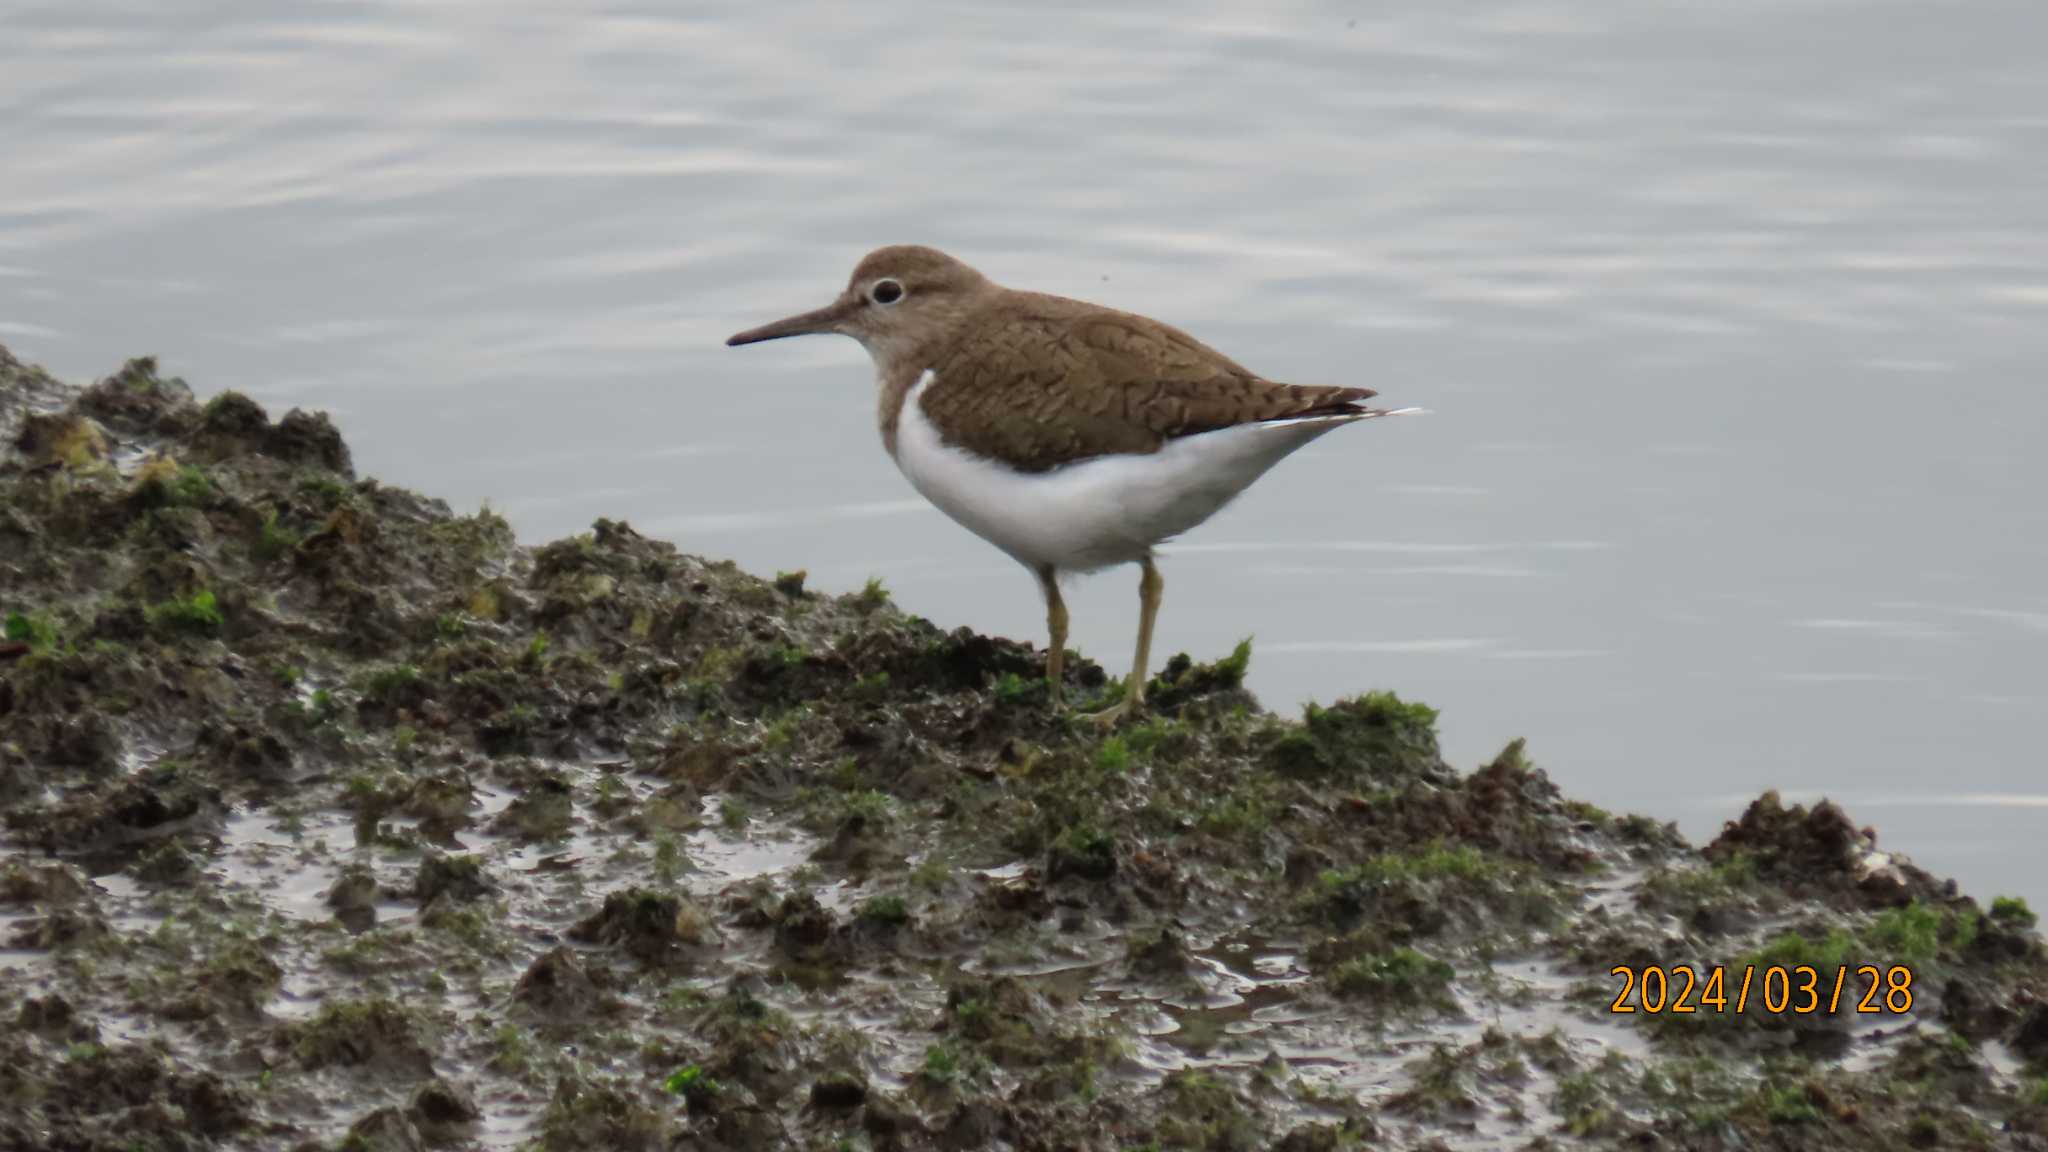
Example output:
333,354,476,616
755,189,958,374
2,344,2044,1150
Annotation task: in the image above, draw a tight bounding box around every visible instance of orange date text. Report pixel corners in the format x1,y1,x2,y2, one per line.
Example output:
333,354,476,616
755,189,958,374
1607,964,1915,1015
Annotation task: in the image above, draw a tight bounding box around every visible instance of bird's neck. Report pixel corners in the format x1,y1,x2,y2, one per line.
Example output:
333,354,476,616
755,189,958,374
865,290,1002,458
873,355,927,461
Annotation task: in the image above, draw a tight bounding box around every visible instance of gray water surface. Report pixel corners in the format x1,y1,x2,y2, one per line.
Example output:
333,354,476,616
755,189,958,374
4,1,2044,907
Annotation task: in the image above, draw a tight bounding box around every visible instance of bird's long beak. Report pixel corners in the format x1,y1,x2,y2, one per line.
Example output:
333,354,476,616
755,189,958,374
725,295,859,347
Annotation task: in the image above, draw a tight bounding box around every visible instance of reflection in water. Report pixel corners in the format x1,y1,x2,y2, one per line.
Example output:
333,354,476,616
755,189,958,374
1,1,2043,904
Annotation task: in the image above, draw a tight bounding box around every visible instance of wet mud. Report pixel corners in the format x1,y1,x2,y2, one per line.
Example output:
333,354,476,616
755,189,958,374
2,343,2045,1150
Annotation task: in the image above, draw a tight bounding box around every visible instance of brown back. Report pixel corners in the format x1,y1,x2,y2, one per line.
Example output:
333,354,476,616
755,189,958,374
910,289,1377,472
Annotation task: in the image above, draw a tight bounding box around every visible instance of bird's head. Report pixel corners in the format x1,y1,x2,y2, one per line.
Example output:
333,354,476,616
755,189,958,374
726,244,991,366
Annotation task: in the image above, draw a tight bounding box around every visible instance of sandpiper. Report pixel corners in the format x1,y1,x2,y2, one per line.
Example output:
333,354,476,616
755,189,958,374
727,245,1407,720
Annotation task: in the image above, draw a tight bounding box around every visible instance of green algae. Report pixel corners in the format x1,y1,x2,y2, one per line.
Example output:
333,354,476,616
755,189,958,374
291,997,433,1076
4,610,57,651
144,587,222,635
1154,1069,1262,1152
539,1074,667,1151
856,893,910,926
1992,895,2038,931
1325,946,1457,1006
1266,691,1442,782
3,344,2046,1152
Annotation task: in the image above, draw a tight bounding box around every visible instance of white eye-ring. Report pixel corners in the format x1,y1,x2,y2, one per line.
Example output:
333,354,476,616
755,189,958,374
869,278,905,306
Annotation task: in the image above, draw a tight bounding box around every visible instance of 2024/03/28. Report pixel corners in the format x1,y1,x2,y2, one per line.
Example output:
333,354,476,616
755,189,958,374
1609,964,1914,1016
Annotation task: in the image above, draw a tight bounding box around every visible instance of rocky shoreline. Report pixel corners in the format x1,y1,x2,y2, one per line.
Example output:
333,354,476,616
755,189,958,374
2,342,2045,1151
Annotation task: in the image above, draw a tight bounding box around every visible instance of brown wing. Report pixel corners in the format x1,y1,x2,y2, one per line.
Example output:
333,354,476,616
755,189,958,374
919,293,1376,472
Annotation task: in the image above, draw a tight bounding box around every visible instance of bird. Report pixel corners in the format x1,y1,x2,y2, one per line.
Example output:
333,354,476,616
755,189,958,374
727,245,1408,722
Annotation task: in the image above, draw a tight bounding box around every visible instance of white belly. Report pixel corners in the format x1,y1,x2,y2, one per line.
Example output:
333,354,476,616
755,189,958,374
891,371,1359,573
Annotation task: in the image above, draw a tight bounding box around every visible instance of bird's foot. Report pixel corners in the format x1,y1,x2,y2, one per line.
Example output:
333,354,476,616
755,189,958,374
1076,696,1143,729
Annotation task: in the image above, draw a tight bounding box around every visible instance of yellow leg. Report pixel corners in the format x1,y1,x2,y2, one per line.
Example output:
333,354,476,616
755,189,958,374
1039,566,1067,708
1085,558,1163,727
1127,558,1163,712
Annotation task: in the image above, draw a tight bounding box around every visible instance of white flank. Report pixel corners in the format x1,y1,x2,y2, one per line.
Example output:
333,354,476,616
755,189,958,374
892,370,1389,572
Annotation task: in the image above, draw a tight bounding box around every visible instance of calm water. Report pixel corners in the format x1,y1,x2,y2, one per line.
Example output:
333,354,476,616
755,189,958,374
4,1,2044,907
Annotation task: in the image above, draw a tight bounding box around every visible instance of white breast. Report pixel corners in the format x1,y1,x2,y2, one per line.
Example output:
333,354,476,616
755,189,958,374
890,370,1361,573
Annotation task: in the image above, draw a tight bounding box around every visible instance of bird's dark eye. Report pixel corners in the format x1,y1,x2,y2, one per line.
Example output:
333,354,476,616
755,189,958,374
869,278,904,305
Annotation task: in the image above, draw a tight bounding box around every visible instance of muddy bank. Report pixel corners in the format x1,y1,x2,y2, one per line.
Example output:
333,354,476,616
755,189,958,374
2,342,2045,1152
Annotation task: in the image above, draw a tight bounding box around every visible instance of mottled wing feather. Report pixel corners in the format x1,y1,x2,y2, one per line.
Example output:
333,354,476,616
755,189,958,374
920,295,1376,472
